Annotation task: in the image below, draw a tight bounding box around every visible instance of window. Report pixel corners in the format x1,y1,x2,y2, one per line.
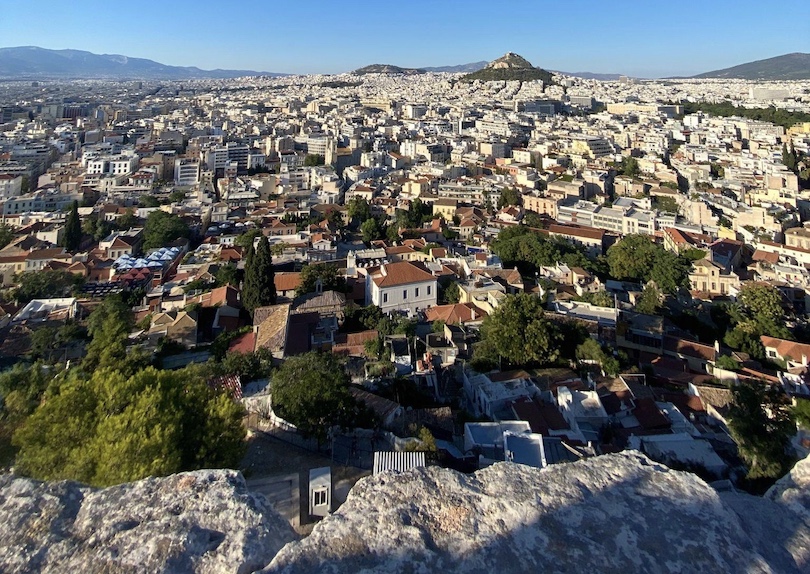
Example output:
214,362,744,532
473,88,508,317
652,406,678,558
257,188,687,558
427,285,431,296
314,488,328,507
403,289,408,300
415,287,420,297
383,293,388,304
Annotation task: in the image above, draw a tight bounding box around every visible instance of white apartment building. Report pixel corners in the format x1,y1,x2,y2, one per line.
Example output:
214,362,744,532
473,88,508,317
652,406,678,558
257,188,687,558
0,174,22,200
365,261,438,317
175,158,201,186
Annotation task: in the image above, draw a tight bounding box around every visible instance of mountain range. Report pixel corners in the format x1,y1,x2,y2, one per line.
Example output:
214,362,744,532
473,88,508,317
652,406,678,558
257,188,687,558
1,46,808,81
693,52,810,80
0,46,280,79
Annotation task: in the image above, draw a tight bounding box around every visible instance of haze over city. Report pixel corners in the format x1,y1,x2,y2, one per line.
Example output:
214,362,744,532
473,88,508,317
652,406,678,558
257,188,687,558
2,0,807,77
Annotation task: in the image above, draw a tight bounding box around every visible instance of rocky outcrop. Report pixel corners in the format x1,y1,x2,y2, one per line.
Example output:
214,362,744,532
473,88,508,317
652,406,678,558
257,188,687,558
265,452,809,573
1,453,808,573
0,470,296,574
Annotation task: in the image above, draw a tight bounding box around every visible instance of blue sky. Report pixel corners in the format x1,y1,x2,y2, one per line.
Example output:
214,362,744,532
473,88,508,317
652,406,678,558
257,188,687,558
1,0,807,77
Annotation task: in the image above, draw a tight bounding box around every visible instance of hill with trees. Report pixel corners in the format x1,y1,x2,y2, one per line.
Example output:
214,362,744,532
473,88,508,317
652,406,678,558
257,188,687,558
353,64,425,75
461,52,555,84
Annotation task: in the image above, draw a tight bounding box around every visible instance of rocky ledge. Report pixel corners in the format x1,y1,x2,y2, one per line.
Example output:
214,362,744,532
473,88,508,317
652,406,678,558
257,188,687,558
0,470,296,574
1,452,808,573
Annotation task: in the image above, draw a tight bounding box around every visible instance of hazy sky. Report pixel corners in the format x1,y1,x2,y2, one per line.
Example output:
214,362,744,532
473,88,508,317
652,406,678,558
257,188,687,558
1,0,807,77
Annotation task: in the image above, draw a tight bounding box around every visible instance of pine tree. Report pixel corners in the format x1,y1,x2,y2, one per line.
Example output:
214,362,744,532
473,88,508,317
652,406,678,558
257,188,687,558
62,200,82,252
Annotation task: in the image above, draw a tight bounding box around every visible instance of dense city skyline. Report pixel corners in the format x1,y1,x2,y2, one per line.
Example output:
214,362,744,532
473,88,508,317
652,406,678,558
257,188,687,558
2,0,806,77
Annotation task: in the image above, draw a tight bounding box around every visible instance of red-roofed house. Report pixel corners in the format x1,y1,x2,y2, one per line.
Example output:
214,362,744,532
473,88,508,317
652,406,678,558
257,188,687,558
365,261,438,316
761,336,810,369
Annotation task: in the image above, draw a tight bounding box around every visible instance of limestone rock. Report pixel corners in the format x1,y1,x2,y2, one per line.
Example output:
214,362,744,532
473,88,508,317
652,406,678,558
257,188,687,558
264,452,806,573
0,469,296,574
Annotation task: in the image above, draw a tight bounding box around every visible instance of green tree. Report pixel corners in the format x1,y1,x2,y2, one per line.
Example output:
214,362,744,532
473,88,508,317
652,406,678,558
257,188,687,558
346,197,372,225
235,228,260,250
577,290,614,308
142,210,190,250
618,156,641,178
361,217,383,243
304,154,325,166
213,349,273,383
243,235,276,314
62,200,82,252
635,284,663,315
737,283,788,332
271,352,366,444
440,281,461,305
0,222,15,250
793,398,810,430
296,263,347,296
576,338,605,362
607,234,659,283
727,381,795,481
12,365,245,487
116,208,140,231
215,264,239,287
13,270,84,304
497,187,522,209
83,294,141,374
474,293,561,368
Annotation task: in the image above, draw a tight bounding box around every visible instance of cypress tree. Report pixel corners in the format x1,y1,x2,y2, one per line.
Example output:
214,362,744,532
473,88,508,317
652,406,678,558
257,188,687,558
253,235,277,307
63,200,82,252
243,242,258,314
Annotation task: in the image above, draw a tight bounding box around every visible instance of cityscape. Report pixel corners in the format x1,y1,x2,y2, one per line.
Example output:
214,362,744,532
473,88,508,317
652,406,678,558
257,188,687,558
1,24,810,574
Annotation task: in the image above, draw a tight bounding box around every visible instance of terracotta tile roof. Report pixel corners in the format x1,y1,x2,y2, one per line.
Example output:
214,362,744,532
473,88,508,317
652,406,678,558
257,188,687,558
274,272,302,293
424,303,486,325
752,250,779,263
229,331,256,354
371,261,436,288
664,336,716,362
760,335,810,363
333,329,379,357
548,223,604,241
254,304,290,353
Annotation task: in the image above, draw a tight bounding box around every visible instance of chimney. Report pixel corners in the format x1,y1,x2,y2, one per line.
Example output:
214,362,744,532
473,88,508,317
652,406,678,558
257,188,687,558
714,340,720,354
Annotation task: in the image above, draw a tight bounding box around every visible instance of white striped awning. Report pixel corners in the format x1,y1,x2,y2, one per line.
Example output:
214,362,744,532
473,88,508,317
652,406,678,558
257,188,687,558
373,451,426,476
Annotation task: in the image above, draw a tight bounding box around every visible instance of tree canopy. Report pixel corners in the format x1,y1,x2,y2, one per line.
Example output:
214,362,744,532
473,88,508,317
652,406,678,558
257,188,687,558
474,293,561,369
606,234,689,294
727,381,795,481
346,197,372,225
491,225,603,276
13,270,84,304
142,210,190,250
271,352,372,443
12,364,245,487
296,263,347,296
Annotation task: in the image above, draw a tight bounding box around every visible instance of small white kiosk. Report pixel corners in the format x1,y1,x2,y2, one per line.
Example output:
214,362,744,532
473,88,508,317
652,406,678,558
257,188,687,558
308,467,332,518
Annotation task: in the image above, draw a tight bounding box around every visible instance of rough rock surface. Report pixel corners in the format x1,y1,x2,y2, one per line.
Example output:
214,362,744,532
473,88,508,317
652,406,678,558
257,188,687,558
265,452,809,574
0,469,296,574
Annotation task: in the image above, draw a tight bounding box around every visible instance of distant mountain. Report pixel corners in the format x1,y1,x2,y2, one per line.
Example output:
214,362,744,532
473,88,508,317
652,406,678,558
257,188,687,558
0,46,280,79
461,52,554,84
352,64,425,75
693,53,810,80
422,61,488,73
